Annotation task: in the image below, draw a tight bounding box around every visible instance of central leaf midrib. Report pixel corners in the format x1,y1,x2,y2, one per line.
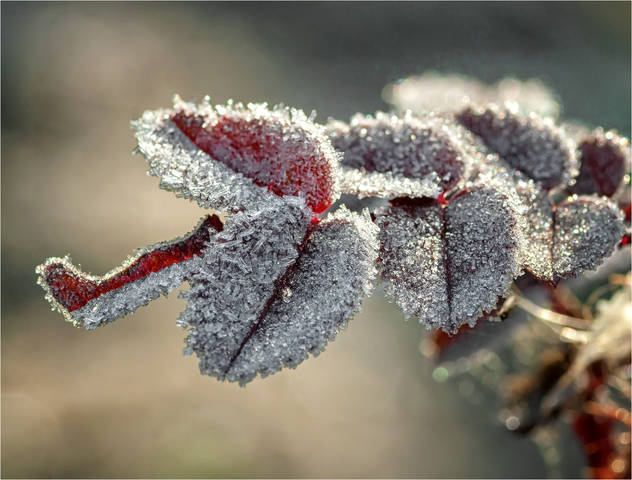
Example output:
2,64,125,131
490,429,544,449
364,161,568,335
439,204,454,328
223,225,315,377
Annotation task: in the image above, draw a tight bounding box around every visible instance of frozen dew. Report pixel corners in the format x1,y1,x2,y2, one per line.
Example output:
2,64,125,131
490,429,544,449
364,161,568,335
466,148,626,282
337,166,441,200
445,187,524,331
36,89,630,385
513,180,555,281
466,150,555,281
374,186,524,333
374,199,449,329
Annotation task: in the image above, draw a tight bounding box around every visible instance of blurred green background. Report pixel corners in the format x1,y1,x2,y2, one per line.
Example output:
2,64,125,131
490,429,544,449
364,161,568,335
2,2,630,478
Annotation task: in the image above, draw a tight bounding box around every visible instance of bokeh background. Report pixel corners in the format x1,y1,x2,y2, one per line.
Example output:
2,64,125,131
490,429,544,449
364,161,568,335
2,2,630,478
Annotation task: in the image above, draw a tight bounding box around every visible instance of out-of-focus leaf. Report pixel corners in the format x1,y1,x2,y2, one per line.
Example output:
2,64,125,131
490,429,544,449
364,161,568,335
542,288,631,415
384,72,560,119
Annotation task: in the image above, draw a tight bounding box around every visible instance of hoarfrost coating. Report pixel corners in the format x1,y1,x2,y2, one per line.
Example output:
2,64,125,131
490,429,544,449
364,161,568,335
36,82,628,384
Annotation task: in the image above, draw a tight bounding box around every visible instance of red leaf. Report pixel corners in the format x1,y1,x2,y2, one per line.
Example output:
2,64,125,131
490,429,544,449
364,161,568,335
134,97,340,215
572,129,630,197
36,215,222,328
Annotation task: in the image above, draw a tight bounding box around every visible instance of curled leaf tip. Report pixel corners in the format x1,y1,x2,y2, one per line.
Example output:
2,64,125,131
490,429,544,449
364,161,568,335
36,215,223,329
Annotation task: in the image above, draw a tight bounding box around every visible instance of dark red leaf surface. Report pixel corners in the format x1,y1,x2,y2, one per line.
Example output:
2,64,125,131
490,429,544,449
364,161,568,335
172,111,336,214
572,130,630,197
38,214,222,313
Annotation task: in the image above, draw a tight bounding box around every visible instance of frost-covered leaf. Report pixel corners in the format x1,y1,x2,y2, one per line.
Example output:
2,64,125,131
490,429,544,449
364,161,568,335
446,188,524,330
457,104,578,190
37,84,631,389
179,197,311,380
495,187,625,282
327,112,475,199
470,147,626,282
468,157,559,281
465,152,554,280
553,196,625,279
180,202,378,385
571,129,631,198
36,215,223,329
374,199,448,329
133,96,340,214
384,72,560,118
375,187,524,332
226,207,378,385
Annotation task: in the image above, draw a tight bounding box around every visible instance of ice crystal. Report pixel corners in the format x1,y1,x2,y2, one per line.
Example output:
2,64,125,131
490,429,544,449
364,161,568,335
335,165,441,200
180,202,378,385
513,180,555,280
374,199,448,329
178,197,312,381
375,186,524,332
444,187,524,330
225,207,378,385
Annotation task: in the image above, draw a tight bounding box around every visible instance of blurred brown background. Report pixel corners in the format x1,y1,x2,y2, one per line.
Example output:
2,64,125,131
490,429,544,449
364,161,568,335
2,2,630,478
